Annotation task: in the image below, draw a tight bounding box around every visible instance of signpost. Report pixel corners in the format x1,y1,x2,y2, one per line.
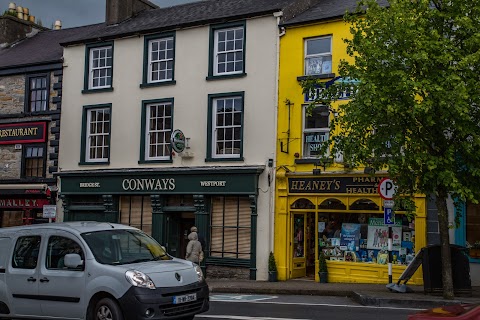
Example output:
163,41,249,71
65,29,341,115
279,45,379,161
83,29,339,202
378,179,397,284
42,205,56,222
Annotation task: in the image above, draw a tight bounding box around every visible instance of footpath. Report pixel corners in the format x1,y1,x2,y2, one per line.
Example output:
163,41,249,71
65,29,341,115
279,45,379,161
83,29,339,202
206,278,480,309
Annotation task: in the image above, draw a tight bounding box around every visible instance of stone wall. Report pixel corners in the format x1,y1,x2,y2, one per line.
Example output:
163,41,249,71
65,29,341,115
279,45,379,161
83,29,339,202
0,74,25,114
206,265,251,280
0,145,21,179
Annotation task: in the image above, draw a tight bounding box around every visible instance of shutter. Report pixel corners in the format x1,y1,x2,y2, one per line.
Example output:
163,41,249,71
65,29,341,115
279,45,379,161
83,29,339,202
119,196,152,235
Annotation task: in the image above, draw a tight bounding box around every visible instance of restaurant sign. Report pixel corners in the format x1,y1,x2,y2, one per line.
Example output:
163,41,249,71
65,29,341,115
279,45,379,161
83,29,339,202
0,122,46,145
289,176,385,194
0,198,50,209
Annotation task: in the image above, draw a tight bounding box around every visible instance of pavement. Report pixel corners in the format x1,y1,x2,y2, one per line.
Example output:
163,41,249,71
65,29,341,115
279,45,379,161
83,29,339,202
207,278,480,310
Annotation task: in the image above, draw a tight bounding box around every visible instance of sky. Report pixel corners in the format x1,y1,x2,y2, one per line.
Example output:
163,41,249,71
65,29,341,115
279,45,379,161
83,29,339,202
0,0,199,29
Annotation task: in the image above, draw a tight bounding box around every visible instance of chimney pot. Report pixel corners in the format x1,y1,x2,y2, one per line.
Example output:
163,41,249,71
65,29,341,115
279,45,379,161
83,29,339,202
54,20,62,30
8,2,16,11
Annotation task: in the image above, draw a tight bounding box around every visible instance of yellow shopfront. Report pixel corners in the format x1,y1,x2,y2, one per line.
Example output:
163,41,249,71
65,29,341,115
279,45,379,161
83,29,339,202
275,172,425,284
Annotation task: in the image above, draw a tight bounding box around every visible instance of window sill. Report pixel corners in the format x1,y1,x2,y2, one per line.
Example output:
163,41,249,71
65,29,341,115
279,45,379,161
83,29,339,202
82,87,114,94
78,161,110,166
205,157,244,162
138,159,173,164
295,158,332,165
140,81,176,89
206,73,247,81
297,73,336,81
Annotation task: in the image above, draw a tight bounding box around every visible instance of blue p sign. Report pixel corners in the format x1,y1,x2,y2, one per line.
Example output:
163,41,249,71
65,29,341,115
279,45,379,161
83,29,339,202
384,208,395,225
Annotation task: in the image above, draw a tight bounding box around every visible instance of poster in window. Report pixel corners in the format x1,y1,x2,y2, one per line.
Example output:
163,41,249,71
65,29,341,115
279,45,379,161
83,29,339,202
367,218,401,250
340,223,361,251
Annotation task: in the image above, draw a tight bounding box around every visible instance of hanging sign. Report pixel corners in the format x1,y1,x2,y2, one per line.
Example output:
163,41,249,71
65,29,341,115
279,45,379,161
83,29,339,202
170,129,186,153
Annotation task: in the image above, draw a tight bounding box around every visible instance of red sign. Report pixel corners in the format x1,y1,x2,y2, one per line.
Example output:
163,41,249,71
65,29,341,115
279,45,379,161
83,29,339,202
0,122,46,145
0,198,50,209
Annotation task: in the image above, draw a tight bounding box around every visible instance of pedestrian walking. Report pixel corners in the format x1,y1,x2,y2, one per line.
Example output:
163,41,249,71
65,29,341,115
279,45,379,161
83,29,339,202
185,231,203,264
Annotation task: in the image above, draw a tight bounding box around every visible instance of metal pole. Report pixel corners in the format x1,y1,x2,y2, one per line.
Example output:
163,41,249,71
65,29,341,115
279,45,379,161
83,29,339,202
388,226,393,283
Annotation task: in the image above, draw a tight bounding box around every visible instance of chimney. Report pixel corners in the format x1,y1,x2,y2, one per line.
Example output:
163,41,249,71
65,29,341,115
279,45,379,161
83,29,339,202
106,0,158,25
0,3,47,46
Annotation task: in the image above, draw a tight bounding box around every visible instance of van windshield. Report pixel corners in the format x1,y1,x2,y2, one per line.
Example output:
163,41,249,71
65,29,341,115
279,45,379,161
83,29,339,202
81,229,171,265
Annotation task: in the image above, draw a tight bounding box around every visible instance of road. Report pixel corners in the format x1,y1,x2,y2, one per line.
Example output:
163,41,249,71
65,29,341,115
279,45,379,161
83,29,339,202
197,293,420,320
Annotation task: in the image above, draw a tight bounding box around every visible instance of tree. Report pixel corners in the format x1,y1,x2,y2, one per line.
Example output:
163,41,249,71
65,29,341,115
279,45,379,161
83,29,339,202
302,0,480,299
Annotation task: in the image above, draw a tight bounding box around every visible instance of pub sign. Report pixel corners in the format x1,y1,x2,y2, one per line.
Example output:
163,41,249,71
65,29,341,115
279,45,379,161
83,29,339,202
0,122,46,145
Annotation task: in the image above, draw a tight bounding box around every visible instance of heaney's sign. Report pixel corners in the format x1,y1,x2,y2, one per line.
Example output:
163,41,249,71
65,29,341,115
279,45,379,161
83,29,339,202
288,176,384,194
0,198,50,209
0,122,46,145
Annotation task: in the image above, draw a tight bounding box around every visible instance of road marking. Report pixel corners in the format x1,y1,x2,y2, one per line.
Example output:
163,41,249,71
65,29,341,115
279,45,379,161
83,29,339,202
211,294,277,302
210,296,423,311
197,315,311,320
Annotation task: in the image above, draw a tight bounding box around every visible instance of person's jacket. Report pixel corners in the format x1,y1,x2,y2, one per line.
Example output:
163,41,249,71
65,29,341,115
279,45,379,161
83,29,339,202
185,231,202,263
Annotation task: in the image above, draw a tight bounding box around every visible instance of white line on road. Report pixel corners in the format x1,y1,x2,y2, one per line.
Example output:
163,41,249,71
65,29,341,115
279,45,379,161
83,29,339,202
197,315,312,320
209,298,423,311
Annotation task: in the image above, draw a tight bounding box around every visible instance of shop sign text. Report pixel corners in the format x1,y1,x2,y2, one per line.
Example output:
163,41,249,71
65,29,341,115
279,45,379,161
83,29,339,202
0,122,46,145
122,178,175,191
289,176,384,194
200,181,226,187
0,198,49,208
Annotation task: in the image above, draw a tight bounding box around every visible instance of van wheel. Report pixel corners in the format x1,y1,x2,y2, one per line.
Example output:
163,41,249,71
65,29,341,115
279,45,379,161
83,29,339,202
94,297,124,320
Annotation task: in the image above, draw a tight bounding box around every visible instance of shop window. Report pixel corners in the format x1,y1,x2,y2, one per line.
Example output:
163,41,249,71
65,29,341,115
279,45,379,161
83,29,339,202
303,105,329,158
166,195,194,207
46,236,85,270
290,198,315,209
210,196,251,259
22,145,46,178
0,211,23,227
350,199,379,211
318,198,346,210
304,36,332,76
120,196,152,235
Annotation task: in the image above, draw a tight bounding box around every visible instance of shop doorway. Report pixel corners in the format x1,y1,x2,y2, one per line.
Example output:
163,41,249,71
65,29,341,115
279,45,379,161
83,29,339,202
291,212,316,279
165,212,195,259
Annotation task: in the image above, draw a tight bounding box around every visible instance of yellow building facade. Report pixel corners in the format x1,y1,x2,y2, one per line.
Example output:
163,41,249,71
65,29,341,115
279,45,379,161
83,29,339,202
275,17,425,284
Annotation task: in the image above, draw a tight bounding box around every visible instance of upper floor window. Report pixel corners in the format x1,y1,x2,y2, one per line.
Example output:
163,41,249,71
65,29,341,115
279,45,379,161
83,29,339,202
149,37,174,83
23,145,46,178
81,105,111,164
85,43,113,91
26,75,49,112
207,93,244,160
209,22,246,78
305,36,332,76
303,105,329,158
142,100,173,161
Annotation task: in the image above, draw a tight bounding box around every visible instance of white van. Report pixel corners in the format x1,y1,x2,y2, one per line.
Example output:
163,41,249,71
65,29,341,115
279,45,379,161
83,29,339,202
0,222,209,320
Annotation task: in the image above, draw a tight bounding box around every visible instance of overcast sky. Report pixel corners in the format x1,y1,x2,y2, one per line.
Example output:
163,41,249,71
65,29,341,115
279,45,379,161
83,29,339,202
0,0,199,29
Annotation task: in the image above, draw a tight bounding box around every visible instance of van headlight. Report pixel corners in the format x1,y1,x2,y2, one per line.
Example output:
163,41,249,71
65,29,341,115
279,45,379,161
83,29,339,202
194,265,204,282
125,270,156,289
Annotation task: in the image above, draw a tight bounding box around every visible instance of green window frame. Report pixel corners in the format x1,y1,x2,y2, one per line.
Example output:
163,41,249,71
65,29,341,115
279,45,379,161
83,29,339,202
207,21,247,80
83,42,114,93
80,104,112,165
141,32,176,88
139,98,174,163
206,92,245,162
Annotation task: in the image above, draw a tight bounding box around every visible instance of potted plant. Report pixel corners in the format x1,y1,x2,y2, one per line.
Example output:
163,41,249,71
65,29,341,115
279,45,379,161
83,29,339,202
318,251,328,283
268,251,277,282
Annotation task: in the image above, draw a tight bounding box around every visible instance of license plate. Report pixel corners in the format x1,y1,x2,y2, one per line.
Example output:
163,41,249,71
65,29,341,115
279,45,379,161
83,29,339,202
173,293,197,304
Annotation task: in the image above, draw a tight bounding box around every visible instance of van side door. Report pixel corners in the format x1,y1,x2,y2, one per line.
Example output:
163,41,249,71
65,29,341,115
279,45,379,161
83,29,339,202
5,234,42,317
38,231,86,320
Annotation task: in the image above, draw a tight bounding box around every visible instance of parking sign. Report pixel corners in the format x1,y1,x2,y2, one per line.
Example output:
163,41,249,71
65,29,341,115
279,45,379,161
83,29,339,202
384,208,395,225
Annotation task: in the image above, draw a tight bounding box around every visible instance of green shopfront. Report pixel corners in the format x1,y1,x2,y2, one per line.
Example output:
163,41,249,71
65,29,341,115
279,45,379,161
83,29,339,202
57,166,264,279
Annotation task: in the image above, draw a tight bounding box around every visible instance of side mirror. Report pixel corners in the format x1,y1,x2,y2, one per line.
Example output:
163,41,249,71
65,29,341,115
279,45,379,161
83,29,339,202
64,253,83,268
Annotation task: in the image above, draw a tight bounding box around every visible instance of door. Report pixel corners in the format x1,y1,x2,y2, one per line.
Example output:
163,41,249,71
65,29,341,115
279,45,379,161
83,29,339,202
291,213,306,278
38,231,86,319
6,234,42,317
165,214,181,258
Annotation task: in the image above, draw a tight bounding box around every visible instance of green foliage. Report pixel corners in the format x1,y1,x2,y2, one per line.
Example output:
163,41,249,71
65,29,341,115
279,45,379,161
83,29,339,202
2,10,17,18
319,251,328,273
268,251,277,272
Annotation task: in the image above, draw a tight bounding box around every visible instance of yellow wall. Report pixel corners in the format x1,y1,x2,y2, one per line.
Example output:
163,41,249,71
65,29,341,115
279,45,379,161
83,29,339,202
275,19,425,284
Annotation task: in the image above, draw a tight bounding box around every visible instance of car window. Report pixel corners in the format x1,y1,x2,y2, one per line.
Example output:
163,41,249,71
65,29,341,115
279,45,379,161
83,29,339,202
46,236,85,271
82,229,171,265
12,236,41,269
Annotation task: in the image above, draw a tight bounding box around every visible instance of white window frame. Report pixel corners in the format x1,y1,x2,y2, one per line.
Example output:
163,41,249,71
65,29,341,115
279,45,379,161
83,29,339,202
145,102,172,160
86,108,110,162
212,96,242,159
148,37,174,83
89,46,113,89
302,105,330,158
214,26,244,76
304,36,332,76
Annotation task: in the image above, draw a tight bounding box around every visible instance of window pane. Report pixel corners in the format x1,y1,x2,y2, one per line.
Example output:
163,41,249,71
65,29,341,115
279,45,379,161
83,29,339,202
307,37,331,55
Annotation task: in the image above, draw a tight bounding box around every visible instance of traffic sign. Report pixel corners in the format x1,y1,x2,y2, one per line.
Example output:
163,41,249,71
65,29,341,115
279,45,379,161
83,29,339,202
378,178,397,200
384,207,395,225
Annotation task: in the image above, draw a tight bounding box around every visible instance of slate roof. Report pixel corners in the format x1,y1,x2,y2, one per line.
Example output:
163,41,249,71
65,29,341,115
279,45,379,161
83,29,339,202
282,0,388,26
0,23,105,70
61,0,295,46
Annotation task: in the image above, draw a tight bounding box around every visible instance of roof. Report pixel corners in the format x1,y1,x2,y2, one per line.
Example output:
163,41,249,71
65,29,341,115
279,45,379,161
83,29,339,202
0,221,136,235
282,0,388,26
61,0,295,46
0,23,105,70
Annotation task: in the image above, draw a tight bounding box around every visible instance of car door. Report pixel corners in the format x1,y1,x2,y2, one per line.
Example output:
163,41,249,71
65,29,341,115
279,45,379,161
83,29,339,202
38,231,86,319
5,233,43,317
